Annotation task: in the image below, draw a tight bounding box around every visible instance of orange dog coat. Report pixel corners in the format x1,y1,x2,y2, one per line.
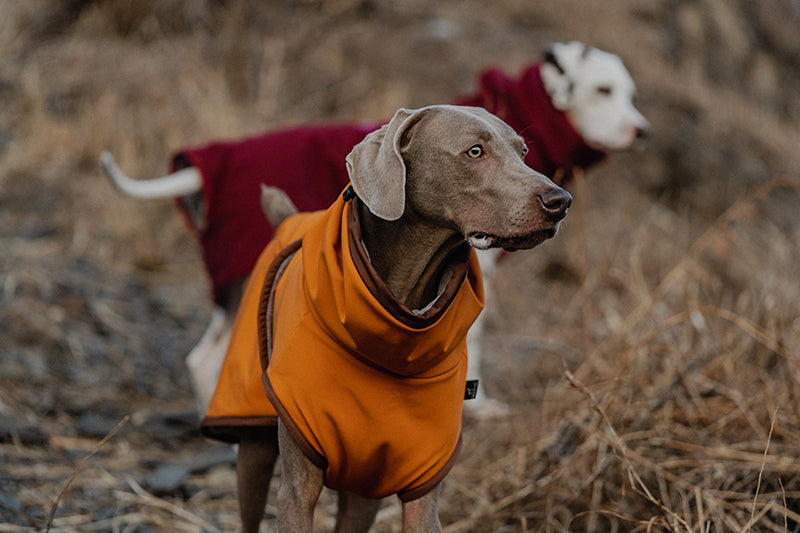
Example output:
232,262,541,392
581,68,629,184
202,190,484,501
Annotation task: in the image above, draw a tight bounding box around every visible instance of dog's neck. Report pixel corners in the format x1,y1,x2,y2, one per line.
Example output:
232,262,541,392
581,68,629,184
358,202,467,310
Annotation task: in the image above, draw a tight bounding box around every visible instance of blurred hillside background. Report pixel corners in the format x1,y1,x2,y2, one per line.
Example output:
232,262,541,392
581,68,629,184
1,1,799,531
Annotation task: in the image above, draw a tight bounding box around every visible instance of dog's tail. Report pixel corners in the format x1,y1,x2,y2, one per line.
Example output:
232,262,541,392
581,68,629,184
100,151,202,199
260,184,299,228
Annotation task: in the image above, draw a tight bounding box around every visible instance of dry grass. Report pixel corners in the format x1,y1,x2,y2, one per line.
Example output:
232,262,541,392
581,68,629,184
2,1,800,532
440,172,800,532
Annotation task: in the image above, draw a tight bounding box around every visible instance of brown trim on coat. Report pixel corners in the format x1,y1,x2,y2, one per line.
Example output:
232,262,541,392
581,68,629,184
262,372,329,471
347,198,471,329
200,415,278,443
398,433,463,502
257,239,302,372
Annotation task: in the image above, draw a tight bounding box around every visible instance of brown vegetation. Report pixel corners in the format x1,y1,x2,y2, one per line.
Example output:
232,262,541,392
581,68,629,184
1,1,799,531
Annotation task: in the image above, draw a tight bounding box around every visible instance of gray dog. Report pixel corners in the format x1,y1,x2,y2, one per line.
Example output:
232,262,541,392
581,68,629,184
201,105,572,531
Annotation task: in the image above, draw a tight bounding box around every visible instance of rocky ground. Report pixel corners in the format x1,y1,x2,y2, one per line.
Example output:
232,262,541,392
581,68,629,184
2,1,800,531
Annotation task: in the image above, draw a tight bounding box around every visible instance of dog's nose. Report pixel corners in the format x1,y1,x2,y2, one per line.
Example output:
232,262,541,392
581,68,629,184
539,187,572,220
635,124,649,140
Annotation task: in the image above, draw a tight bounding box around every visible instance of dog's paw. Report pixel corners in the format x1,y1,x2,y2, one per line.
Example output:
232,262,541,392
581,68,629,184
463,397,511,421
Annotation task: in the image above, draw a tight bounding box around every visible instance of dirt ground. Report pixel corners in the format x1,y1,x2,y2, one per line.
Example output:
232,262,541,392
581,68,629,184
2,1,800,531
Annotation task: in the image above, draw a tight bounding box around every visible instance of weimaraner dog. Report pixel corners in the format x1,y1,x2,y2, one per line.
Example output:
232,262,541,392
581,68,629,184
220,105,571,531
100,40,649,423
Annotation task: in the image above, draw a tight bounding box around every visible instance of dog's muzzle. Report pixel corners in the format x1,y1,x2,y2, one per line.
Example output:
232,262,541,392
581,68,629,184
466,186,572,251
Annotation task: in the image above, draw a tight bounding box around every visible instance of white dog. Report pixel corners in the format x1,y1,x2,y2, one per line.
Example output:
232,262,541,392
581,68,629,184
542,41,648,151
101,41,648,421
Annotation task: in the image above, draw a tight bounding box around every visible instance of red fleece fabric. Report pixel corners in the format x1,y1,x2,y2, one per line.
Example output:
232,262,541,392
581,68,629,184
173,64,604,304
173,123,378,304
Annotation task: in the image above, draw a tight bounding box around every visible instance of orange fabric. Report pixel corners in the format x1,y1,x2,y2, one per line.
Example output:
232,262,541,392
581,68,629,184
201,213,318,433
202,191,484,500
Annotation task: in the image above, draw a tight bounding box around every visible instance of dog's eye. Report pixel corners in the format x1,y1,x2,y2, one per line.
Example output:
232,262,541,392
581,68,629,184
466,145,484,158
596,85,613,96
521,147,529,158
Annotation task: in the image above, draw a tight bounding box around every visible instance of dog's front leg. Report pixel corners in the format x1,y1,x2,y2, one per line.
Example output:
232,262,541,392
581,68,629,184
401,482,442,533
276,421,324,532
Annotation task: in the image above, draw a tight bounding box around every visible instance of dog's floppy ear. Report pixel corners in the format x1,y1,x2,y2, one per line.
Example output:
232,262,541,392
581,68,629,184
541,41,590,110
346,107,422,221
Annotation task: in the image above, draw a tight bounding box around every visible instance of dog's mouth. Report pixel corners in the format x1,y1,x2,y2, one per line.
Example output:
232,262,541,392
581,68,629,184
587,124,649,153
467,227,558,252
466,233,499,250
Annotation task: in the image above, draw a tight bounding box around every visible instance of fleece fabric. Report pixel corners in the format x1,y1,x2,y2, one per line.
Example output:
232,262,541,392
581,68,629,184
172,123,379,304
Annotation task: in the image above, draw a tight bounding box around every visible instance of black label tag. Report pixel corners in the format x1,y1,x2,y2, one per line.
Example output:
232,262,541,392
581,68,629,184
464,379,479,400
342,184,356,201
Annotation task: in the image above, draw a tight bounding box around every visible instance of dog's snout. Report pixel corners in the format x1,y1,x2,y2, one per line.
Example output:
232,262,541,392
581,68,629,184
539,187,572,220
